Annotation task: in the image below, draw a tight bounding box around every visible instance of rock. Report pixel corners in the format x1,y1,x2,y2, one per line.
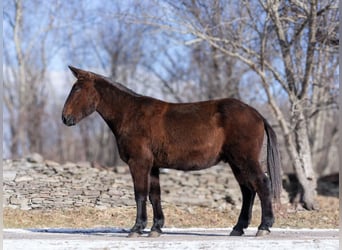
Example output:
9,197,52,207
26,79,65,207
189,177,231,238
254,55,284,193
3,171,17,181
40,177,60,183
26,153,44,164
31,198,44,204
115,166,128,174
63,162,77,168
15,176,34,182
83,190,101,197
76,161,92,168
21,203,32,210
54,190,69,196
95,205,108,210
9,196,23,205
45,160,60,167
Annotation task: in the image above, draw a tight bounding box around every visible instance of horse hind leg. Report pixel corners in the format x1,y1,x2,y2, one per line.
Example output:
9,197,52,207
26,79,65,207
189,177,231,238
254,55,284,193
229,160,274,237
148,167,164,237
230,183,256,236
254,171,274,236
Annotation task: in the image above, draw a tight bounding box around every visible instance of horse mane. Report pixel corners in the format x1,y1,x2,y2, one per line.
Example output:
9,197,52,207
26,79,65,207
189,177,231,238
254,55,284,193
94,73,142,97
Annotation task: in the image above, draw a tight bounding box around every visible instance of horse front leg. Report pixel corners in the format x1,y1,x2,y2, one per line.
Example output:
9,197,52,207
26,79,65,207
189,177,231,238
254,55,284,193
128,160,151,238
148,167,164,237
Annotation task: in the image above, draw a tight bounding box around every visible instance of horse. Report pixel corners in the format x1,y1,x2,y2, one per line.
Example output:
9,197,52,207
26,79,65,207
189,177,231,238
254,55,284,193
62,66,282,238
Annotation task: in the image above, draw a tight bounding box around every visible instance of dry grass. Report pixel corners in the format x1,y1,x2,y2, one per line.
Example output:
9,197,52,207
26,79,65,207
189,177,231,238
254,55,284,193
4,195,338,229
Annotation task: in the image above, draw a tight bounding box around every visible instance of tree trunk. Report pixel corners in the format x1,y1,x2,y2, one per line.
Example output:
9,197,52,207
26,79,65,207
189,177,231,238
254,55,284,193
310,86,329,174
290,104,317,210
13,0,28,156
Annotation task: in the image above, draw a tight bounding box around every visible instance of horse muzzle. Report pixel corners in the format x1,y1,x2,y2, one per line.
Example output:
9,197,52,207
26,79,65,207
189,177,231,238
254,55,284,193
62,114,76,126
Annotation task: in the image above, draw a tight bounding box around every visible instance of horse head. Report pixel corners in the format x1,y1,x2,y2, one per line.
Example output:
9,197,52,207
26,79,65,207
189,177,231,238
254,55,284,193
62,66,100,126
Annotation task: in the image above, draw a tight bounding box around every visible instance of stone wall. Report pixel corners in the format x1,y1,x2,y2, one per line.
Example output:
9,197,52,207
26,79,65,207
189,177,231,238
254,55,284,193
3,154,242,210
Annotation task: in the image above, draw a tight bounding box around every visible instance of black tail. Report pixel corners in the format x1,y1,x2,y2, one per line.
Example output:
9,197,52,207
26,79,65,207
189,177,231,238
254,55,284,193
263,119,282,202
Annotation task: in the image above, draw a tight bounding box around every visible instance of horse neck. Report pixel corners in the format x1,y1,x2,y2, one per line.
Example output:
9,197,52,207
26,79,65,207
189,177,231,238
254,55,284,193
95,82,137,135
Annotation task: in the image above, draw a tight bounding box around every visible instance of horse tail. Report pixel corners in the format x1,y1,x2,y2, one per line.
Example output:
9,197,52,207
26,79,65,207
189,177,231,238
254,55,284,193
263,118,282,202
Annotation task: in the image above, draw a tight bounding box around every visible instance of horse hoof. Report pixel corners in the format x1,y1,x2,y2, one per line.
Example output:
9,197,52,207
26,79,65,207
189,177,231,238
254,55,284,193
127,232,142,238
148,231,161,238
229,229,244,236
256,229,270,237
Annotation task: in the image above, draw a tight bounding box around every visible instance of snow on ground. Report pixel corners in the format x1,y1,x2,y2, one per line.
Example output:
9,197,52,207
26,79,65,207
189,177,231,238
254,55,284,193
4,227,339,250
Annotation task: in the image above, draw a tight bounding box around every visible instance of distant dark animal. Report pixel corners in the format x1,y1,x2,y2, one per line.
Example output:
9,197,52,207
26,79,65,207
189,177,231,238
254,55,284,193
62,66,281,237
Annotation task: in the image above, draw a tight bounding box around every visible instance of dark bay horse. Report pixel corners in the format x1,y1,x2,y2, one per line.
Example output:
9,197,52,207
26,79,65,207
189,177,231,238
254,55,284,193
62,66,281,237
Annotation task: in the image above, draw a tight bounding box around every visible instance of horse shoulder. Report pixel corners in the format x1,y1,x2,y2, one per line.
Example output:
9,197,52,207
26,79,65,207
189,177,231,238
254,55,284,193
118,98,167,162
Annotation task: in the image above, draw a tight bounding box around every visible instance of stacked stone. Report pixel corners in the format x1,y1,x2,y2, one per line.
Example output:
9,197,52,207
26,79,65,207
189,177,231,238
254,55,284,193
3,154,241,210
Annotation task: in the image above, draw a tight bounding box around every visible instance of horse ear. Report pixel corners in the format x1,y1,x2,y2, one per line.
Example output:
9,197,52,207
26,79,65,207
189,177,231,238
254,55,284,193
68,65,90,79
68,65,82,78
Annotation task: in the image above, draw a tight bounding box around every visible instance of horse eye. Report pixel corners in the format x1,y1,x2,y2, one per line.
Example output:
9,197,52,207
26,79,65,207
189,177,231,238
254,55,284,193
74,86,81,93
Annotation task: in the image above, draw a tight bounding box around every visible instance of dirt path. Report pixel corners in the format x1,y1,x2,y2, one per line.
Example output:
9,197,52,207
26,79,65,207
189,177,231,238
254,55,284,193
4,227,339,250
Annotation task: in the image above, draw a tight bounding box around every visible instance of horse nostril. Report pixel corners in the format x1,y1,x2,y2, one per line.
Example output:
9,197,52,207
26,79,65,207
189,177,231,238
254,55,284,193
62,115,76,126
62,115,67,124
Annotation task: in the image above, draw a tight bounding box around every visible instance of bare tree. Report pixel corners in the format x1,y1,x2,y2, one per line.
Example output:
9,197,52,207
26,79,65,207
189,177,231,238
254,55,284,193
308,3,339,175
125,0,338,209
169,0,245,99
135,0,247,101
3,0,59,157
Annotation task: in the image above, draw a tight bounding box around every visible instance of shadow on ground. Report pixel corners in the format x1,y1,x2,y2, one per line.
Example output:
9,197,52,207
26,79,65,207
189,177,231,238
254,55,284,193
28,227,230,237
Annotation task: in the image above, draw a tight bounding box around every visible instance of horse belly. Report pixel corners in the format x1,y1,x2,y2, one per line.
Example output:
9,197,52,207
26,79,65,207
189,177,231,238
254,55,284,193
156,107,225,170
169,153,220,171
155,138,223,171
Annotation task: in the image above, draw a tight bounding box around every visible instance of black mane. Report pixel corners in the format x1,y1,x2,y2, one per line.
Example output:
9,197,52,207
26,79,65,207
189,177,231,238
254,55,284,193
94,73,142,97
